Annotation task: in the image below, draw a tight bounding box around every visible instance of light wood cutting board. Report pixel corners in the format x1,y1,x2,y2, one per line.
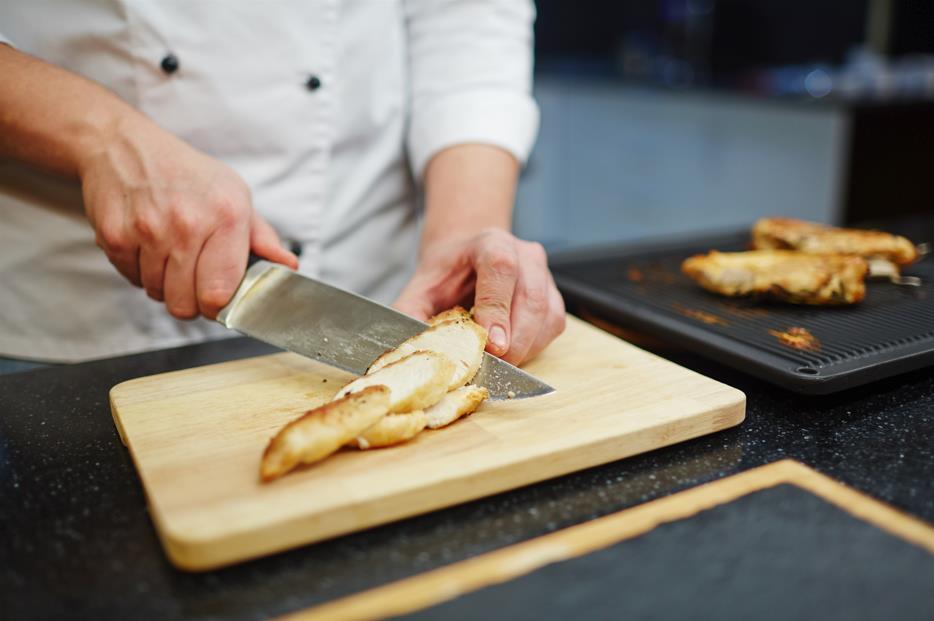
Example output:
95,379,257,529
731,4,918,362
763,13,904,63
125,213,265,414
110,316,745,571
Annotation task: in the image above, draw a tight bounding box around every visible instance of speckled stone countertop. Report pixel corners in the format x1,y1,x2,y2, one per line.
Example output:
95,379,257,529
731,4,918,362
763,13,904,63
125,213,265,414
1,325,932,620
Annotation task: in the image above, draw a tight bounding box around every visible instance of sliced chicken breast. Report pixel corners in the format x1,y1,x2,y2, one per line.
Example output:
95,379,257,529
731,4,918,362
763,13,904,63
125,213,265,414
367,318,487,390
261,386,390,482
425,385,490,429
335,351,454,412
352,410,428,449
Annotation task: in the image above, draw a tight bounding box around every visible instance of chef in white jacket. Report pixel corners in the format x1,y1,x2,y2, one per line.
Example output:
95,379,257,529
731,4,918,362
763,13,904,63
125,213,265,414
0,0,565,369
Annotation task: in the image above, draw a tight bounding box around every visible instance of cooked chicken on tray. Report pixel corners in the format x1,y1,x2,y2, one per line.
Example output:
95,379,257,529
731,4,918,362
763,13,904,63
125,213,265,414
680,218,923,304
682,250,869,305
751,218,919,266
261,307,491,481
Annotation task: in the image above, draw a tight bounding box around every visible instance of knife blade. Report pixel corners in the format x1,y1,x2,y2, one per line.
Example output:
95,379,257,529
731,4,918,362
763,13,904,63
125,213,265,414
215,260,554,400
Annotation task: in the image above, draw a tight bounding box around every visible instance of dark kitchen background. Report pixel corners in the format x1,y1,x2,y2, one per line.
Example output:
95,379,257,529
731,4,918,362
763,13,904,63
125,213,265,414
514,0,934,250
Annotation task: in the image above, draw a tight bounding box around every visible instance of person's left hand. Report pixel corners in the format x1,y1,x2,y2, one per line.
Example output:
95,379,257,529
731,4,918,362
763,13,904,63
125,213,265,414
393,228,566,366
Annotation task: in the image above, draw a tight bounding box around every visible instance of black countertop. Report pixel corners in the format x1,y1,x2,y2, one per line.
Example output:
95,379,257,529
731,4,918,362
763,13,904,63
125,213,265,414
2,322,933,620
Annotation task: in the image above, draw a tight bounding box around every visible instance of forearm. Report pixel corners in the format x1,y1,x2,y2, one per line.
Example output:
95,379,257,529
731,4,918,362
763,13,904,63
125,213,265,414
0,44,146,177
420,144,519,251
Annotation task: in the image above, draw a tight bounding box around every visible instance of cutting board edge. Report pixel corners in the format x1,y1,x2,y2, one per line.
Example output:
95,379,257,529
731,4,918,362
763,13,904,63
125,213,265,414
155,393,746,571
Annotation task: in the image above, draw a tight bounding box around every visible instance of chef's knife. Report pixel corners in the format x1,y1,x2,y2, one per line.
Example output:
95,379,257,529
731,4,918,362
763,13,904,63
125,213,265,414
215,260,554,400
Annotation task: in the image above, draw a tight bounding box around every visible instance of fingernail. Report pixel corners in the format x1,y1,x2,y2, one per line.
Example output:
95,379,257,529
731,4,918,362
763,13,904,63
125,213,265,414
489,326,508,352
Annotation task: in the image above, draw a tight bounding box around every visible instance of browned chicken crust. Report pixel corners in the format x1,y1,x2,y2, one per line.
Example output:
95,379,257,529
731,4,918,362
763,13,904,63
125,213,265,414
425,385,489,429
682,250,868,305
427,306,472,326
752,218,918,265
261,386,390,482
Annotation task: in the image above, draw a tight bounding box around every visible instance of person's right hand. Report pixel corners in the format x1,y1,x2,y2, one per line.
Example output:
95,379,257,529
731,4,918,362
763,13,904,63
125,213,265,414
78,117,298,320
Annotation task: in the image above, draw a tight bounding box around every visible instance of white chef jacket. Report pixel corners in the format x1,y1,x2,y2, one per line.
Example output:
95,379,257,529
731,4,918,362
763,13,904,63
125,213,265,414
0,0,538,362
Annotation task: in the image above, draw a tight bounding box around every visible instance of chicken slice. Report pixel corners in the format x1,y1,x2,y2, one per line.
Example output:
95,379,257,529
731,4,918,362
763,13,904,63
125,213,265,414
425,385,490,429
261,386,390,482
351,410,428,449
335,351,455,412
682,250,868,305
367,318,487,390
752,217,919,265
427,306,472,326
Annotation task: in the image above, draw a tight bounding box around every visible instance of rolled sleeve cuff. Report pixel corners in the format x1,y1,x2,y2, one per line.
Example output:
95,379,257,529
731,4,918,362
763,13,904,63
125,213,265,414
407,89,539,182
0,32,12,47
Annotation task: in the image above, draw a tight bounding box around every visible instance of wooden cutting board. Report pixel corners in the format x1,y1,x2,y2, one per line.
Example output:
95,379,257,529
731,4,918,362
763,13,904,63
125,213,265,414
110,316,745,571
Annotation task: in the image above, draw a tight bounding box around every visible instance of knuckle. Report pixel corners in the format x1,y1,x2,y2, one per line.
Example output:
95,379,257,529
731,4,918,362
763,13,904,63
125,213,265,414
226,174,251,200
474,286,508,306
212,197,244,227
523,287,549,314
169,205,194,238
549,295,567,335
473,293,511,317
553,310,567,334
98,223,127,253
199,288,233,313
170,207,202,240
527,241,547,261
557,317,567,335
133,212,159,242
167,303,197,320
483,249,518,276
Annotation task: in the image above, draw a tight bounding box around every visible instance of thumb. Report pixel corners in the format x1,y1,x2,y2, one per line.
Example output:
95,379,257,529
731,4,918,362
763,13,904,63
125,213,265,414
472,248,518,357
250,212,299,269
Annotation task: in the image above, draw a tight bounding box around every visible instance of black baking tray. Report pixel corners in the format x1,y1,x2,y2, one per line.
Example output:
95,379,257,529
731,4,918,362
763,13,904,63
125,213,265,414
551,231,934,394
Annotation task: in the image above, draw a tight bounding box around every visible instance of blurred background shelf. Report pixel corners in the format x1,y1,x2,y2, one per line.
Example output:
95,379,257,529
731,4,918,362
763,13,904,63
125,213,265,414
514,0,934,250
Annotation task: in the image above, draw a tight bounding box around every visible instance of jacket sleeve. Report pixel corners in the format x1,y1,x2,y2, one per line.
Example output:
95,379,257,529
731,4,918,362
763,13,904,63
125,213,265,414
403,0,539,181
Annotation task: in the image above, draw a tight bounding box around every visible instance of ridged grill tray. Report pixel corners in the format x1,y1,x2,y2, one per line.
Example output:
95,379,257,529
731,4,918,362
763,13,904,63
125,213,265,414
552,232,934,394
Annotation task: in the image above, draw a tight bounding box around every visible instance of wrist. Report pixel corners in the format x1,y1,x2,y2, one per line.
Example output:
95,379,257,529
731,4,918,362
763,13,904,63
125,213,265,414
420,144,518,255
74,103,150,179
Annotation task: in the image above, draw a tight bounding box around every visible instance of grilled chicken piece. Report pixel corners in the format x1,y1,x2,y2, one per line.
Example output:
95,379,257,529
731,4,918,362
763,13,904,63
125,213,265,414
261,386,390,481
367,317,487,390
425,385,489,429
427,306,473,326
752,218,918,265
351,410,428,449
335,351,454,412
681,250,868,305
261,308,493,481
